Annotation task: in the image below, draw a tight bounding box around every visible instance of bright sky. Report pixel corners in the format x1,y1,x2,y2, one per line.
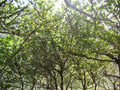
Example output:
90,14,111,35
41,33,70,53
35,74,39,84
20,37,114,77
13,0,63,11
55,0,63,8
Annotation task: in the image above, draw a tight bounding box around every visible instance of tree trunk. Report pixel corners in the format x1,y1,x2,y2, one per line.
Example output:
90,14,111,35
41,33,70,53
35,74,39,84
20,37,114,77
31,82,35,90
94,83,97,90
21,82,24,90
60,72,64,90
118,64,120,90
21,78,24,90
83,85,86,90
53,76,58,90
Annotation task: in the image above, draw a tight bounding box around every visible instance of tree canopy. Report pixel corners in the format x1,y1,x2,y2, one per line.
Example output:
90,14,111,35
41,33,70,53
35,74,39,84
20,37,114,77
0,0,120,90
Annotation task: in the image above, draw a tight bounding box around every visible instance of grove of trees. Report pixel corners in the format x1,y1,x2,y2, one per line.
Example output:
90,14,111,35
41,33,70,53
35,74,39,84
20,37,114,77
0,0,120,90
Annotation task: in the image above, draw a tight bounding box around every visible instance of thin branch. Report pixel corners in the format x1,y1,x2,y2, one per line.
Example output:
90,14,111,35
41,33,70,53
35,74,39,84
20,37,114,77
70,51,115,62
0,6,28,19
64,0,115,23
0,30,32,37
6,13,20,25
89,0,97,15
56,44,115,62
0,0,7,7
105,74,120,79
0,31,11,34
104,53,118,61
0,29,36,77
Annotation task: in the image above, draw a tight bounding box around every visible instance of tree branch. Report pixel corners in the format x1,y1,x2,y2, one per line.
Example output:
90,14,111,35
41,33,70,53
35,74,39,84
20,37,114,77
56,44,115,62
0,29,36,77
104,53,118,61
0,6,28,19
105,74,120,79
68,51,115,62
64,0,115,23
0,0,7,7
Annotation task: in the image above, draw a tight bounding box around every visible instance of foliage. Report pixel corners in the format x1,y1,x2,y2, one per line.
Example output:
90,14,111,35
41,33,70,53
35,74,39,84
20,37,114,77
0,0,120,90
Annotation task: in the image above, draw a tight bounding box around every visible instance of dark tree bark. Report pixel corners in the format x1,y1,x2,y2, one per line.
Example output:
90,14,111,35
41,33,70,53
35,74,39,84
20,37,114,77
60,72,64,90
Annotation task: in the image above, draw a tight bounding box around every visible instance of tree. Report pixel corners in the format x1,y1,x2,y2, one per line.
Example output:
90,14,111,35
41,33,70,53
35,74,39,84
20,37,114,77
0,0,120,90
